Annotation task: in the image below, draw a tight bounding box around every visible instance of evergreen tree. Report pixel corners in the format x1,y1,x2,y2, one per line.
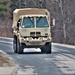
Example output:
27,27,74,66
0,0,10,17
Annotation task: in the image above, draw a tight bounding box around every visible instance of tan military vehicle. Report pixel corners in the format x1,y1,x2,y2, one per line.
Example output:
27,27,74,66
12,8,55,54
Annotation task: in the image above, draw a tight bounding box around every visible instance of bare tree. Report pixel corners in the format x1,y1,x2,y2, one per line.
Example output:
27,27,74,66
59,0,66,40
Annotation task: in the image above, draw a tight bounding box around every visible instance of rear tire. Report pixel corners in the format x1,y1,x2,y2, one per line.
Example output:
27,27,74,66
17,39,24,54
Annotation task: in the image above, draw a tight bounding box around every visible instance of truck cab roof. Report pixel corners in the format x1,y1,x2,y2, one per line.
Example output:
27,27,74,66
12,8,50,29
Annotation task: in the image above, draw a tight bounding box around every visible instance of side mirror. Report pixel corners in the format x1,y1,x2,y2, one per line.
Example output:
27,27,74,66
52,18,55,26
17,22,20,30
51,17,55,27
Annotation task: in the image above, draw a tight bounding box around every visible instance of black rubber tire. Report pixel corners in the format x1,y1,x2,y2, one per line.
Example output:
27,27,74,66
13,36,17,53
41,47,45,53
17,39,24,54
45,42,51,54
41,42,51,54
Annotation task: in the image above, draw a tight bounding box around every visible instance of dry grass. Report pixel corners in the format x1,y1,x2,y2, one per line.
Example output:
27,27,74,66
0,52,15,67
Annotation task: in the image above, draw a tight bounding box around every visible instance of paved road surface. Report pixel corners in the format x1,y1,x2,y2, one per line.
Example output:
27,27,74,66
0,37,75,75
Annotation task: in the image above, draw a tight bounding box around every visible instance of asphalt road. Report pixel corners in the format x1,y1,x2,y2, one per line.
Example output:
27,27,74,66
0,37,75,75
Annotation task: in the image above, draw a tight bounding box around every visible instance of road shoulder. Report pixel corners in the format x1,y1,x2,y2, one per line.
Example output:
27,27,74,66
0,50,18,75
53,43,75,49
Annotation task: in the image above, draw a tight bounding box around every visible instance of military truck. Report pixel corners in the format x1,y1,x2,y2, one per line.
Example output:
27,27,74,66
12,8,55,54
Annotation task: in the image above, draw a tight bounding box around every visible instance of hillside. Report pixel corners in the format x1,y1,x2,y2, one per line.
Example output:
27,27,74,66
0,0,12,37
0,0,75,45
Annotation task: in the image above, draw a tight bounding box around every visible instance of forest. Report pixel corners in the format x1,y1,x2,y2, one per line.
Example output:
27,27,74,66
0,0,75,45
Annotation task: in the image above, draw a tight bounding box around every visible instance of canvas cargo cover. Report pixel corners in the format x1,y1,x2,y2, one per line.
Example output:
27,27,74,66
12,8,50,29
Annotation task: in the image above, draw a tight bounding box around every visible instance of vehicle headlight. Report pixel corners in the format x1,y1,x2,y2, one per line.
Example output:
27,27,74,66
47,37,51,40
